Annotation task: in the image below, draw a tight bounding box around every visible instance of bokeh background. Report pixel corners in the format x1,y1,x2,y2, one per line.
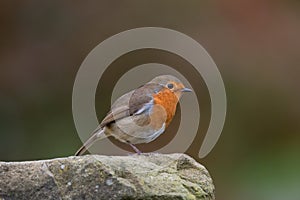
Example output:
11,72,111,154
1,1,300,199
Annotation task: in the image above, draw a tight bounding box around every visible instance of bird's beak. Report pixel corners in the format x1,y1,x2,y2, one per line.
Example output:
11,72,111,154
181,88,192,92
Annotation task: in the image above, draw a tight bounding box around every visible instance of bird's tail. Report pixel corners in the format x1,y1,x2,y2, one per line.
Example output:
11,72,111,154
75,128,106,156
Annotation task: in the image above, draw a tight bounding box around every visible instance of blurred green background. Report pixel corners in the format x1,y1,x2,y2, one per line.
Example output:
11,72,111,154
1,1,300,199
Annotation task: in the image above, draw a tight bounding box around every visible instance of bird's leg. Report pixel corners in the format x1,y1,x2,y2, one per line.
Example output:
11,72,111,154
128,143,142,155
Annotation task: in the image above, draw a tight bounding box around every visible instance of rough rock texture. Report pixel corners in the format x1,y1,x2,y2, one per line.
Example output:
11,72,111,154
0,153,215,200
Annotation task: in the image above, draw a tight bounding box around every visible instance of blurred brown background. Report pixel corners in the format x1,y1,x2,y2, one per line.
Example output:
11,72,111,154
1,1,300,199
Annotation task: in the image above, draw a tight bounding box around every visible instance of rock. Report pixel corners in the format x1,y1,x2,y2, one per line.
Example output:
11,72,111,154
0,153,215,200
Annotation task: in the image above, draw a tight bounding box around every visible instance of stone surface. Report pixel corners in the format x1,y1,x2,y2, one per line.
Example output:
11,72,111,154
0,153,215,200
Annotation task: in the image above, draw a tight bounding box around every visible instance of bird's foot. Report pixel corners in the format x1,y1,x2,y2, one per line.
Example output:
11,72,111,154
128,144,142,155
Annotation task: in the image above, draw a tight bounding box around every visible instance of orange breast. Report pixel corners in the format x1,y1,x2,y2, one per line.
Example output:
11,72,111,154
153,88,179,127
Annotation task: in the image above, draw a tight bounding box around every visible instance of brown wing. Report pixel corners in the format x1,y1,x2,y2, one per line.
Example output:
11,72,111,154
99,83,164,128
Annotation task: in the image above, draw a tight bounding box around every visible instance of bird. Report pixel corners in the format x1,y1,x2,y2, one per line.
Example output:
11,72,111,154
75,75,192,156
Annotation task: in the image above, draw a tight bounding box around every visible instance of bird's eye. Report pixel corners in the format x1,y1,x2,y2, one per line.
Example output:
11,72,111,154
167,83,174,89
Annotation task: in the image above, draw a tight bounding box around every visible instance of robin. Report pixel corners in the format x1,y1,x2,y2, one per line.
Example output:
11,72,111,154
75,75,192,156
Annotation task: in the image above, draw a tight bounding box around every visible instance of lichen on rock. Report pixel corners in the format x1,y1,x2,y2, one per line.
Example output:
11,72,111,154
0,153,215,200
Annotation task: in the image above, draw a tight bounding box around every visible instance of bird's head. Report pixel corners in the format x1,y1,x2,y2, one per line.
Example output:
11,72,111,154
150,75,192,99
